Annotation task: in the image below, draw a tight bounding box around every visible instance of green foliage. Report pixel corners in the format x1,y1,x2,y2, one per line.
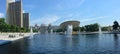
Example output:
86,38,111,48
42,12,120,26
55,23,99,32
54,28,65,32
80,26,86,32
113,21,119,30
0,18,30,32
102,27,109,31
0,18,5,23
80,23,99,32
55,26,81,32
33,29,38,32
73,26,80,31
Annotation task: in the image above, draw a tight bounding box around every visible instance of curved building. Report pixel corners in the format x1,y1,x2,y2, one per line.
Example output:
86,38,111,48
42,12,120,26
60,20,80,28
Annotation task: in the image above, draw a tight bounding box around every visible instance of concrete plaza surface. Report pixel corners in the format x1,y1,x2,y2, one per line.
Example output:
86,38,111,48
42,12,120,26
0,33,36,45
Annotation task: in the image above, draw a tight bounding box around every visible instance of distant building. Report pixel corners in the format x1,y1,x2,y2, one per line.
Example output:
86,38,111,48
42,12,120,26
60,20,80,28
23,13,29,29
34,24,39,29
40,24,48,34
6,0,24,27
35,24,60,33
51,26,60,32
48,24,52,33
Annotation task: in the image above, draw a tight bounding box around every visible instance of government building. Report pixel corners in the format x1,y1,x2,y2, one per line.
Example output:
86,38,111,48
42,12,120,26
23,13,29,29
60,20,80,28
6,0,29,29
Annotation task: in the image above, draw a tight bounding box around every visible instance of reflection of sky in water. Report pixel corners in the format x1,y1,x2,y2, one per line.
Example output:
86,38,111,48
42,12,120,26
0,34,120,54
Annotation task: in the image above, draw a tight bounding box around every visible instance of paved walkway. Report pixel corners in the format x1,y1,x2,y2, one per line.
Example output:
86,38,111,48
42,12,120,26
0,33,31,41
0,33,37,45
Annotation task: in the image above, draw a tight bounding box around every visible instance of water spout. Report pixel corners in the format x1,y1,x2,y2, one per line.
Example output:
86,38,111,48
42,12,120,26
67,25,73,37
99,25,102,34
78,30,81,34
29,27,33,39
31,27,33,35
50,29,53,34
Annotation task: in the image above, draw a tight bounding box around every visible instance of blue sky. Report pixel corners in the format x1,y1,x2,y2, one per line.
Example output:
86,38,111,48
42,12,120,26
0,0,120,26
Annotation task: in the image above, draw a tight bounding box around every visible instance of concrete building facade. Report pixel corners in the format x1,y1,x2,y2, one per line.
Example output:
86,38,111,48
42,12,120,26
6,0,15,23
23,13,29,29
6,0,23,27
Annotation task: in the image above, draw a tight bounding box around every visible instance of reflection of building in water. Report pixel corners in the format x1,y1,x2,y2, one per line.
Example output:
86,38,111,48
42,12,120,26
60,37,73,53
85,34,99,51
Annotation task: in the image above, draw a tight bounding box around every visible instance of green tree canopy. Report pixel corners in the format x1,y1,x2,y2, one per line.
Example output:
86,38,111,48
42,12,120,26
0,18,29,32
0,18,5,23
83,23,99,32
113,21,119,30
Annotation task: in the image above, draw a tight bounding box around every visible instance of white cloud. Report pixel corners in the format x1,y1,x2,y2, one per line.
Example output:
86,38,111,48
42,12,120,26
57,16,109,24
81,16,109,22
31,15,60,25
55,0,85,10
0,13,4,18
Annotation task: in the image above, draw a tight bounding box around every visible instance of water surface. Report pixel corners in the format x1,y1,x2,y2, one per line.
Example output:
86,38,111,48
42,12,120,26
0,34,120,54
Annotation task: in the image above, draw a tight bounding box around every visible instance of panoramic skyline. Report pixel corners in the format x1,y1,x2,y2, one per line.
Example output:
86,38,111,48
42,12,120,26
0,0,120,26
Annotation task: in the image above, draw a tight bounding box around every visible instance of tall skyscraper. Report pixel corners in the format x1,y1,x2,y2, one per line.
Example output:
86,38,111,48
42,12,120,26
6,0,15,23
6,0,23,27
23,13,29,29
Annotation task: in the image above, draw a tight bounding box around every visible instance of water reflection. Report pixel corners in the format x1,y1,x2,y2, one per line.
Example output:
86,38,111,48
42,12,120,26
113,34,119,50
113,34,118,40
0,44,10,54
84,34,99,53
59,35,81,54
1,34,120,54
60,37,73,53
0,38,29,54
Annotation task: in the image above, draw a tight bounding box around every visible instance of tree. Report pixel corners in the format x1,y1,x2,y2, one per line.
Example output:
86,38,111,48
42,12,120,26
0,18,29,32
73,26,80,31
101,26,113,31
55,28,66,32
113,21,119,31
0,18,5,23
84,23,99,32
80,26,86,32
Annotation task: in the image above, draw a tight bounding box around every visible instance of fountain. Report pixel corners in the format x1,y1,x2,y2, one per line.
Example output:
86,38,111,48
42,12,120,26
29,27,33,39
38,31,40,34
50,29,53,34
65,31,67,34
78,30,81,34
99,25,102,34
67,25,73,37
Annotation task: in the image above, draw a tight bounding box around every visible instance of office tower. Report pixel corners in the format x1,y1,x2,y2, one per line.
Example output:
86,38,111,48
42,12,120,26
6,0,15,23
23,13,29,29
6,0,23,27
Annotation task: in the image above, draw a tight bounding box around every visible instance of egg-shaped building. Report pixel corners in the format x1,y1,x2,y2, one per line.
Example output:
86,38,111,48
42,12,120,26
60,20,80,28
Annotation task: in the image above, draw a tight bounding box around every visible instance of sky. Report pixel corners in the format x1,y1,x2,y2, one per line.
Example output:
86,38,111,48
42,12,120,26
0,0,120,26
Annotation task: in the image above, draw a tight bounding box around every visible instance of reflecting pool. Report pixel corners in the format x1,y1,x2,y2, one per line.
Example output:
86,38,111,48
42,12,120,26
0,34,120,54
